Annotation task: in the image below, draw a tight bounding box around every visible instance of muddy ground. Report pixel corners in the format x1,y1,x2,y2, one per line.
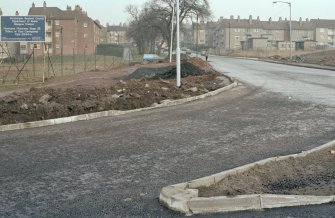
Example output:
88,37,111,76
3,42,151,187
200,145,335,197
0,57,231,125
269,49,335,67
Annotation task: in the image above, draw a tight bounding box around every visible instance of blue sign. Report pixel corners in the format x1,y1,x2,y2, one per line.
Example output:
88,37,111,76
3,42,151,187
0,16,45,42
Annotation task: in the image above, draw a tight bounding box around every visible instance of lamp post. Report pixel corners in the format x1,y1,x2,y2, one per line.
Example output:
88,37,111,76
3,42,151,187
169,1,175,63
273,1,292,62
176,0,181,87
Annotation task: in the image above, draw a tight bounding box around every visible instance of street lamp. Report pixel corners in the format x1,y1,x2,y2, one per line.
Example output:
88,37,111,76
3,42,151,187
176,0,181,87
273,1,292,62
169,1,175,63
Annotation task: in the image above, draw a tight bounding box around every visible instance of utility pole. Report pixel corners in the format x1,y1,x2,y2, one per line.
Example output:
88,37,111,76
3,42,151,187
176,0,181,87
169,1,175,63
273,1,292,62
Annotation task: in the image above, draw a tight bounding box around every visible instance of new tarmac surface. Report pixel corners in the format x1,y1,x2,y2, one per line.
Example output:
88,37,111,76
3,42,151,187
1,58,335,217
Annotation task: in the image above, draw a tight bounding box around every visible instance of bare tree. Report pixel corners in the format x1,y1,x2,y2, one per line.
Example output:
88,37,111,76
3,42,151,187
126,0,211,54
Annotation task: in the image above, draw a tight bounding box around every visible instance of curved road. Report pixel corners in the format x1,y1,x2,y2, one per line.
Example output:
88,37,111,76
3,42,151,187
1,58,335,217
211,56,335,107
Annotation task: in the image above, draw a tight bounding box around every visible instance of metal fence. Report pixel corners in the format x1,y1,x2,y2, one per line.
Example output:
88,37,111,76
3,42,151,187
0,44,139,87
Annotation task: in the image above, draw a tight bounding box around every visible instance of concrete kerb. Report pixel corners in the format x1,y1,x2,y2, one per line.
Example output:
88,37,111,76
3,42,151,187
159,140,335,216
0,79,238,132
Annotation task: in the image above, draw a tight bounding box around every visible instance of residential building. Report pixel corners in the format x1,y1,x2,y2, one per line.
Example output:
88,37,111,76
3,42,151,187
207,15,335,54
28,2,101,56
311,19,335,46
106,24,130,45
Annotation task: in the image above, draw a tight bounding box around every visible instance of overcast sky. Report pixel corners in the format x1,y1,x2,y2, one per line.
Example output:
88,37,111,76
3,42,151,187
1,0,334,25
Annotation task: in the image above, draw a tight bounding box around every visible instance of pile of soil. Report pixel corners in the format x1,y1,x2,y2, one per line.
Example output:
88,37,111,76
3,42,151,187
0,58,231,125
199,146,335,197
301,50,335,66
126,61,211,80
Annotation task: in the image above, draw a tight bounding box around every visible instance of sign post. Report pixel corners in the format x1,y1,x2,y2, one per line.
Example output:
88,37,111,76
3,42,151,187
0,16,46,82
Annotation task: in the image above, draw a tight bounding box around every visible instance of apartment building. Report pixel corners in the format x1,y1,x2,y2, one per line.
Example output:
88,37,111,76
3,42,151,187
27,2,101,56
311,19,335,46
106,24,130,45
197,15,335,54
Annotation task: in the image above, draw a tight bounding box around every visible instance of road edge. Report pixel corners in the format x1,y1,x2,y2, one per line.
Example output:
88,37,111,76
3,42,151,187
159,140,335,216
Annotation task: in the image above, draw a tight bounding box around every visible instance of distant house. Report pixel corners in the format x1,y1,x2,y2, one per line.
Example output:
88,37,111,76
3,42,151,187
27,1,101,56
106,24,130,45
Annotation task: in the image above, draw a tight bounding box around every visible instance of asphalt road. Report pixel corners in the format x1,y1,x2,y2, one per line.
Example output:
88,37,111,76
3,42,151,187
210,56,335,107
1,58,335,217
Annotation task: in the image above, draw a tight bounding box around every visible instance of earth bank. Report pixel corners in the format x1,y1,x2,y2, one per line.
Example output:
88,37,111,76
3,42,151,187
0,57,231,125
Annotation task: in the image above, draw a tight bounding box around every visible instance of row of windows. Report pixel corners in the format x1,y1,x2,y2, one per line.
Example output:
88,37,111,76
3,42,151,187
45,32,88,39
46,20,88,28
29,44,60,50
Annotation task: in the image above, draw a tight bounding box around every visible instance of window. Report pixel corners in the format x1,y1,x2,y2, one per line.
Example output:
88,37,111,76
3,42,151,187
255,28,259,33
47,20,51,26
83,22,88,28
46,32,52,38
84,33,88,38
31,44,41,49
235,36,240,40
320,28,324,33
55,20,60,25
55,31,60,38
20,45,27,50
46,43,52,49
56,44,60,49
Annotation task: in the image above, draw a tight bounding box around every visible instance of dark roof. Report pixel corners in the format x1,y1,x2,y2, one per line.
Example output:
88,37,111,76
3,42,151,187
310,19,335,28
28,6,94,24
217,18,316,31
28,7,75,20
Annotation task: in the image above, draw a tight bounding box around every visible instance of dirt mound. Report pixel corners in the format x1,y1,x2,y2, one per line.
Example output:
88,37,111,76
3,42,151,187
126,60,210,80
188,57,212,69
199,147,335,197
0,59,230,125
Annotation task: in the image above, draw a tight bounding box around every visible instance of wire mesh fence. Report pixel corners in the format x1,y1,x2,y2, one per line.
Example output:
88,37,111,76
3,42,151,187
0,44,140,87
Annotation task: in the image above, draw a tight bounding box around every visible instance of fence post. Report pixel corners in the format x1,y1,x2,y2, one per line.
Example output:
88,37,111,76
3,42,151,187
84,47,87,72
104,54,106,71
73,47,75,74
33,47,35,80
94,47,97,71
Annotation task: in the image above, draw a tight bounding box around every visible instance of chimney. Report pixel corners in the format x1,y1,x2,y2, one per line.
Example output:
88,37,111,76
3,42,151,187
230,15,234,20
249,15,252,24
257,16,260,21
43,1,46,8
237,15,240,22
0,8,2,16
75,5,81,11
32,2,35,8
66,5,72,11
15,11,19,16
269,17,272,23
220,16,223,22
285,17,287,21
279,17,282,22
306,18,309,22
